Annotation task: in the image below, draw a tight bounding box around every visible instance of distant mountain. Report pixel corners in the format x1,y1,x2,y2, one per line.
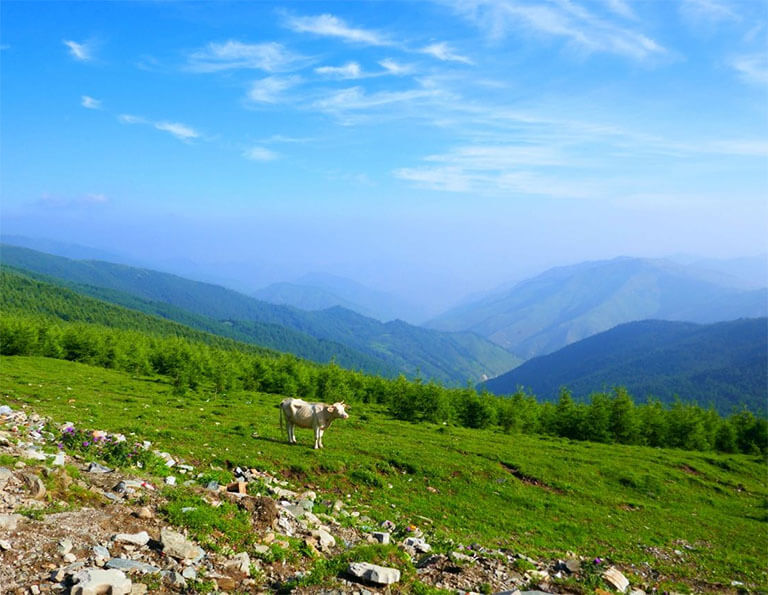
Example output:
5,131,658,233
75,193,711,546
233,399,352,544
0,234,130,263
254,272,428,323
481,318,768,414
0,245,518,384
428,257,768,359
667,254,767,289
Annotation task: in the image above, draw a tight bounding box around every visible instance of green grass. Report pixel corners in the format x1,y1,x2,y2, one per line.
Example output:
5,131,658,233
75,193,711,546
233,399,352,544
2,355,766,591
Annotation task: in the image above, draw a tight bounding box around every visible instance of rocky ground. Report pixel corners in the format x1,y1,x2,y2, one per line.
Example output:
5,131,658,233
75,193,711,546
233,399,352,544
0,403,640,594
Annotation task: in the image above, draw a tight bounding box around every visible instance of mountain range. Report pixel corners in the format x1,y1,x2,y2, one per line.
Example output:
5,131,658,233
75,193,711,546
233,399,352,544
427,257,767,359
481,318,767,414
0,244,518,384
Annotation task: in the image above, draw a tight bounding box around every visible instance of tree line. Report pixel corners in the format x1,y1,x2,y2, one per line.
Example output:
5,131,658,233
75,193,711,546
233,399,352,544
1,313,766,456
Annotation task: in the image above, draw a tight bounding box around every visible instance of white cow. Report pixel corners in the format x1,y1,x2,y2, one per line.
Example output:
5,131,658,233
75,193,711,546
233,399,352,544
279,398,349,449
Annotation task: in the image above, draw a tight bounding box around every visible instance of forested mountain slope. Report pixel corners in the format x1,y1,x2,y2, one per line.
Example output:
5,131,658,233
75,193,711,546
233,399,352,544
429,257,767,358
482,318,768,414
0,245,517,383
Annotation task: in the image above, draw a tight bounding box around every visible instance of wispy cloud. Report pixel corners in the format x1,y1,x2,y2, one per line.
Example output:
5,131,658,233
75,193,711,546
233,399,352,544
118,113,200,142
449,0,665,60
679,0,738,25
285,13,390,46
246,75,302,104
315,62,363,79
243,146,279,161
154,121,199,141
81,95,102,110
730,53,768,86
187,40,306,72
63,39,93,62
313,86,442,113
600,0,636,20
378,58,414,75
419,42,473,64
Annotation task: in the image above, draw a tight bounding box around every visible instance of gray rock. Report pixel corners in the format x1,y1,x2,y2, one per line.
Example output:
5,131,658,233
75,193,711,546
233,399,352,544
313,528,336,552
0,513,22,531
105,558,161,574
52,452,66,467
0,467,12,482
224,552,251,576
0,539,12,551
130,585,147,595
92,545,110,560
371,532,390,544
403,536,431,552
87,462,112,474
603,567,630,593
181,567,197,580
71,567,132,595
160,527,204,561
22,449,47,461
161,570,187,588
57,538,74,556
64,552,78,563
206,481,219,492
164,476,176,486
112,531,150,546
114,479,144,493
628,590,646,595
253,544,271,555
347,562,401,585
52,561,86,581
299,498,314,511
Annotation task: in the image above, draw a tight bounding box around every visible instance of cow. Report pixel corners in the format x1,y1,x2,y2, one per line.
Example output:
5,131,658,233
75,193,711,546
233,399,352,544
279,398,349,449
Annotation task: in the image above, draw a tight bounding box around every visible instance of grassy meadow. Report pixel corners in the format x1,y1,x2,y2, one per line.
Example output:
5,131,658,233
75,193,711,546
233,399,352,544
1,355,766,592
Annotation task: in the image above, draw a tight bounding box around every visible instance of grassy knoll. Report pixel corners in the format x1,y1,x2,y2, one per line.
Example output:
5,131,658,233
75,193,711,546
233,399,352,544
1,355,766,592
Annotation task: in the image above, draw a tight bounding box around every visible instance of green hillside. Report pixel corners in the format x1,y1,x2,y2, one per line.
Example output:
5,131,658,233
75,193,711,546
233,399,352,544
482,318,768,414
0,267,395,375
428,257,768,359
0,245,518,384
2,355,766,592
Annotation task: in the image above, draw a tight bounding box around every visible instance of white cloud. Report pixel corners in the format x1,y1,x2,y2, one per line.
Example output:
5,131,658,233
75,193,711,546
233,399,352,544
118,114,146,125
154,121,199,141
419,42,473,64
679,0,738,24
118,113,200,142
378,58,413,75
187,40,305,72
285,13,389,46
37,192,109,208
730,53,768,86
243,146,279,161
315,62,363,79
246,75,302,104
601,0,636,19
313,86,440,112
448,0,665,60
63,39,93,61
81,95,101,110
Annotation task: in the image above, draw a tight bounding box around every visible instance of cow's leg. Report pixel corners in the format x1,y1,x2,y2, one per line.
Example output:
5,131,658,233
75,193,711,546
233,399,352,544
313,422,321,449
287,421,296,444
318,428,325,449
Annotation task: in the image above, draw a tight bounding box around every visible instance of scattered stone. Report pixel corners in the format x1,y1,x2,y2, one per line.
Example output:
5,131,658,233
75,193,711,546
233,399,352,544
206,481,219,492
450,551,474,563
57,538,74,556
565,558,581,573
164,476,176,486
371,531,390,544
105,558,161,574
227,481,247,494
112,531,150,546
87,462,112,474
403,536,432,553
21,473,46,499
134,506,153,520
71,567,132,595
160,527,205,561
628,590,646,595
602,567,630,593
52,561,86,582
130,585,147,595
92,545,110,560
224,552,251,576
253,544,271,555
216,575,237,590
312,528,336,552
348,562,401,585
162,570,187,588
0,539,11,551
51,452,65,466
181,567,197,580
22,449,47,461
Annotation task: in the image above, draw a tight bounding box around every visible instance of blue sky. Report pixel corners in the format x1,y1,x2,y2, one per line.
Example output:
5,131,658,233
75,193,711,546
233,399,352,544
1,0,767,307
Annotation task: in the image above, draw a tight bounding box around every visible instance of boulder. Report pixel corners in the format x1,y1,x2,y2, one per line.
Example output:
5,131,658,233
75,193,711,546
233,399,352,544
224,552,252,576
87,462,112,474
403,536,431,552
160,528,204,561
71,568,132,595
112,531,150,546
347,562,401,585
21,473,46,499
312,528,336,552
105,559,161,574
371,531,390,544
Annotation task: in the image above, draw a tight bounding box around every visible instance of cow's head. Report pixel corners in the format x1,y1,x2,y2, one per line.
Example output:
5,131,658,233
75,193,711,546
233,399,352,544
327,401,349,420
